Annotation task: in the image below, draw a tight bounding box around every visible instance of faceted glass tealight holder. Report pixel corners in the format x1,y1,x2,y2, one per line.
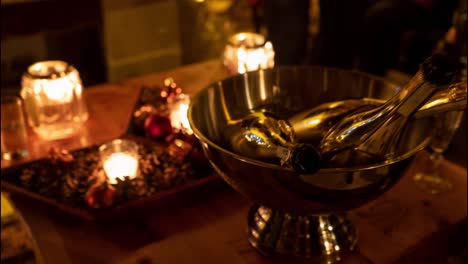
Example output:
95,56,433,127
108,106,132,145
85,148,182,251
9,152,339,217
99,139,139,184
223,32,275,74
21,60,89,140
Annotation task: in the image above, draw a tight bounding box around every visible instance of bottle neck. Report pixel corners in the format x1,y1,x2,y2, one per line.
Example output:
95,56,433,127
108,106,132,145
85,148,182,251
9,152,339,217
387,71,446,117
275,145,293,166
275,143,321,173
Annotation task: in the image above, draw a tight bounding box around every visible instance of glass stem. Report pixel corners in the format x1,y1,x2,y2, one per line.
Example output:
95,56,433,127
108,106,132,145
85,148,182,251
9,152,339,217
429,150,444,177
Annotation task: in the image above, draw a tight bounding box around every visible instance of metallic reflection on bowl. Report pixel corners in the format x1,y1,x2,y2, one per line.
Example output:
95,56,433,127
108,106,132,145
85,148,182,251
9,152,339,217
188,66,432,262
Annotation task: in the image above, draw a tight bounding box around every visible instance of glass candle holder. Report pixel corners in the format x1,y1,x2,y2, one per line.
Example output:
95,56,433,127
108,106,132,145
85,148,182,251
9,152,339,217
169,94,193,134
21,60,89,140
99,139,139,184
1,96,29,160
223,32,275,74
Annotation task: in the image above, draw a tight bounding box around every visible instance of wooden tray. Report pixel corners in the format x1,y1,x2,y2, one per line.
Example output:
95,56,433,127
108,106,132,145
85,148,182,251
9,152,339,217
1,85,221,221
1,136,220,221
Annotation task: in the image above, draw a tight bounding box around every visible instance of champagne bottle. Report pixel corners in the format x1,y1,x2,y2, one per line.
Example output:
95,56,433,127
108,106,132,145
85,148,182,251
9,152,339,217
455,0,467,80
225,79,465,171
288,98,383,145
288,81,466,141
319,53,458,167
283,81,465,147
415,81,466,118
440,0,467,81
224,111,321,173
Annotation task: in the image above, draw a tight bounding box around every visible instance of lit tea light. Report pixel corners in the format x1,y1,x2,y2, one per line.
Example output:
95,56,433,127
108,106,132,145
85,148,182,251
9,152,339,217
223,32,275,74
103,153,138,184
24,60,81,104
21,60,88,140
99,139,139,184
169,94,193,134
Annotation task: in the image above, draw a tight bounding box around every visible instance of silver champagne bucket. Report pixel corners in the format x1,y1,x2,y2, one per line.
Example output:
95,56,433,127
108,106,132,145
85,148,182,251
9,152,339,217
188,66,432,262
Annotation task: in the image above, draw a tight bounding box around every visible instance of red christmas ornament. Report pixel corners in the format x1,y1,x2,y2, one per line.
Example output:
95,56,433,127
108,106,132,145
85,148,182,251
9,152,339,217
144,113,173,140
85,183,116,209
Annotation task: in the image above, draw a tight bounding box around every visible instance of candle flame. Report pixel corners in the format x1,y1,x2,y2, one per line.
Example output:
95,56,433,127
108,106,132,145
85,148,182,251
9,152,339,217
170,96,193,134
29,62,82,103
224,33,275,74
35,78,76,102
103,152,138,184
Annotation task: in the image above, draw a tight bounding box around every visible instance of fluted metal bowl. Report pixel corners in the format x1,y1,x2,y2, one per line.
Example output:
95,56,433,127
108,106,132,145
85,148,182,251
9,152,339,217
189,66,430,214
188,66,432,261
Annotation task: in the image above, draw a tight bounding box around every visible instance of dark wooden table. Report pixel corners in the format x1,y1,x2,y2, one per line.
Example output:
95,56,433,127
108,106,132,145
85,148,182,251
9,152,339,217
1,60,467,264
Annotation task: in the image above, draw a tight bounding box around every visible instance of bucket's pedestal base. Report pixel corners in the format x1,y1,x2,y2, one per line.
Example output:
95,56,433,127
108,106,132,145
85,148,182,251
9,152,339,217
247,204,357,263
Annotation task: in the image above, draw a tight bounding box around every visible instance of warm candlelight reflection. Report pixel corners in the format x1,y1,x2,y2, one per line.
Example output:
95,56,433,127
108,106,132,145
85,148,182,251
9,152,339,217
170,94,193,134
99,139,139,184
103,153,138,184
223,32,275,74
21,61,89,140
39,77,75,103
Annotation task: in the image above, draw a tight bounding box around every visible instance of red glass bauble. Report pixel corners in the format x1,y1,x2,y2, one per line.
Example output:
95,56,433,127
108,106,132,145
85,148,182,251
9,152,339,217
144,113,173,140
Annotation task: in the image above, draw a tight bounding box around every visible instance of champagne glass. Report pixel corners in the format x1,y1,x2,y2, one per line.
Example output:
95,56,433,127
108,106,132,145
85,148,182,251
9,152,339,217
413,109,464,194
